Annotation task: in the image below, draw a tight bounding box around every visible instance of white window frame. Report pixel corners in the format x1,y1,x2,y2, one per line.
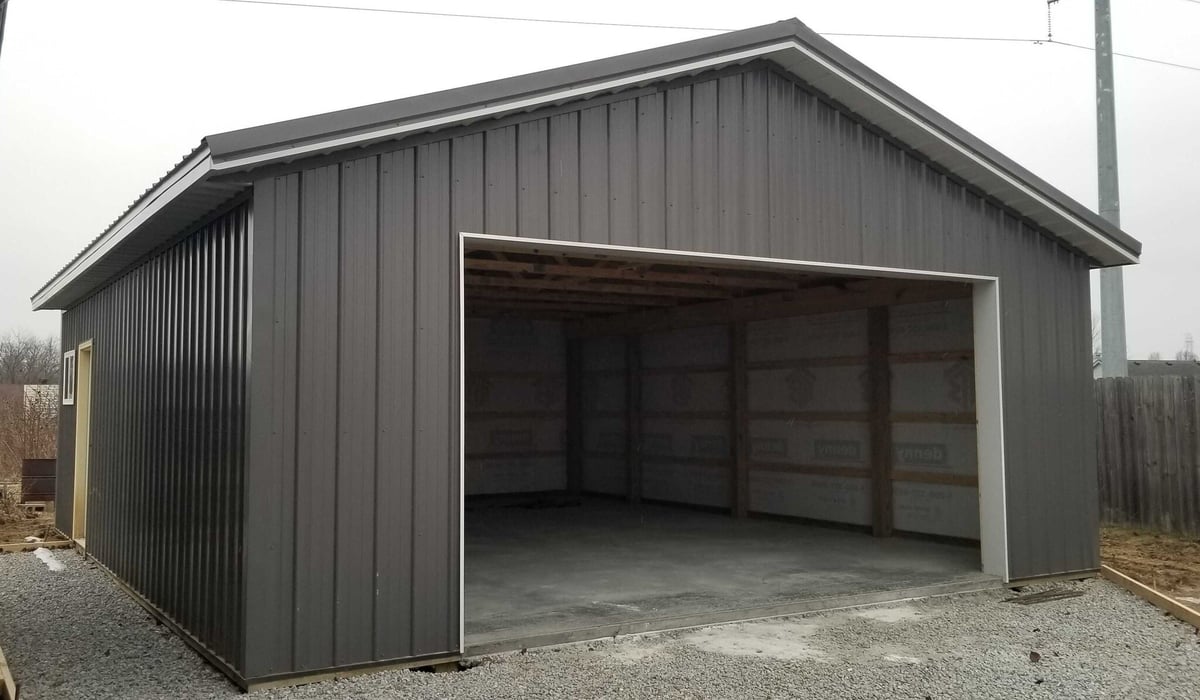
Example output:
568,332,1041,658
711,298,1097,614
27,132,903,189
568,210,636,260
62,350,76,406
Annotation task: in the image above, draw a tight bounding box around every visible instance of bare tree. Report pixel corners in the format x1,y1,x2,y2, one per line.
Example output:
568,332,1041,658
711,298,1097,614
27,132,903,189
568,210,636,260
1148,352,1163,360
0,331,59,384
1177,334,1197,362
0,387,57,484
1092,314,1101,364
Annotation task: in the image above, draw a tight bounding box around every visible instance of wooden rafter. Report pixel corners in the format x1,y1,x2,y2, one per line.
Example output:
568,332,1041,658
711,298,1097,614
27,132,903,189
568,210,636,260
468,298,633,314
465,273,733,299
463,257,800,290
568,278,973,337
469,287,677,307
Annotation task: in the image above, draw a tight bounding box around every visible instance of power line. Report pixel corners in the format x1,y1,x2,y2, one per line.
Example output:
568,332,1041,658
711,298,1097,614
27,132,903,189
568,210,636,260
215,0,1200,73
822,31,1040,44
216,0,735,32
1050,39,1200,72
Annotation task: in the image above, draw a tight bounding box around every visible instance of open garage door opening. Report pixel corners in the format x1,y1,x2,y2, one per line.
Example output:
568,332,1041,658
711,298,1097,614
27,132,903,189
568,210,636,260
459,234,1007,654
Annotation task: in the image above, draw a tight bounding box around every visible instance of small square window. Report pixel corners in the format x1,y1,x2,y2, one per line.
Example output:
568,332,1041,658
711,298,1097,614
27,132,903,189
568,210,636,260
62,350,76,406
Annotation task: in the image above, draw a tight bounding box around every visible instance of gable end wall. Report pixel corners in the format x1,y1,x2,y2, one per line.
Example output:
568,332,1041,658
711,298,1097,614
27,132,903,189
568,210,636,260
243,64,1095,679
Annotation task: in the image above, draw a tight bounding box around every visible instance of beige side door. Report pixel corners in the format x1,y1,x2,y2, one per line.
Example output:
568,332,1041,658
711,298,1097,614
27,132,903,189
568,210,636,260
72,341,93,546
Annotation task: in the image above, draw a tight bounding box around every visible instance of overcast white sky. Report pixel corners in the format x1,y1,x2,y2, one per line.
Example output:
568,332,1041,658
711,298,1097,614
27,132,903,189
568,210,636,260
0,0,1197,357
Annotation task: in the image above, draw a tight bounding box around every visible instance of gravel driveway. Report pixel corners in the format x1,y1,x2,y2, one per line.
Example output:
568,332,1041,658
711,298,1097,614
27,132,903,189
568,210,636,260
2,548,1198,699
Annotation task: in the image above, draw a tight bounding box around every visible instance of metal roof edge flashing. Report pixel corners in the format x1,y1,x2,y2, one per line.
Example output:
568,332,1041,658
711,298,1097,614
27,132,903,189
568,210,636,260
763,37,1141,266
207,31,1139,267
207,40,801,174
31,145,214,311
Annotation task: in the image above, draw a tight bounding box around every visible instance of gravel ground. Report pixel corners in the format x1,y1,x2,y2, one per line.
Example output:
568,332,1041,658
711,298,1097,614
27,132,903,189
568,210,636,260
2,548,1198,699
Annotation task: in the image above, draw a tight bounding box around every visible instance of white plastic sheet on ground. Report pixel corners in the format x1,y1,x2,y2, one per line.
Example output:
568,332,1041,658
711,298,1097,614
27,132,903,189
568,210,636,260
33,547,64,572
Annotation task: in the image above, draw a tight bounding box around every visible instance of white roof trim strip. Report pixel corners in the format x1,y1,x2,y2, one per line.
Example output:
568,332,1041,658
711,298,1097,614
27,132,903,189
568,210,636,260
781,40,1138,265
208,42,798,172
209,40,1135,266
32,147,214,310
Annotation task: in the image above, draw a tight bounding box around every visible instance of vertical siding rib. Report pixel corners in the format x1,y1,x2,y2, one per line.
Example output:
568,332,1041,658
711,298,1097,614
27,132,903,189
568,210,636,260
579,105,609,244
485,125,518,234
245,174,300,677
636,92,666,249
766,73,794,260
294,164,340,671
412,141,454,654
374,149,417,660
742,70,769,258
335,157,379,664
664,85,693,251
691,79,719,252
549,113,580,241
517,119,550,239
716,74,743,254
790,85,816,260
608,99,638,246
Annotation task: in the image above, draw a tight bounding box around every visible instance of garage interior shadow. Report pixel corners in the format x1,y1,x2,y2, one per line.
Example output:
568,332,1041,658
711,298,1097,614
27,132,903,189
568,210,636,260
461,243,1000,653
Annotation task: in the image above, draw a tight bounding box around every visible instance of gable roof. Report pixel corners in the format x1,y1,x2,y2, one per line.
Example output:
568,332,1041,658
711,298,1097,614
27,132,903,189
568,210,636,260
32,18,1141,311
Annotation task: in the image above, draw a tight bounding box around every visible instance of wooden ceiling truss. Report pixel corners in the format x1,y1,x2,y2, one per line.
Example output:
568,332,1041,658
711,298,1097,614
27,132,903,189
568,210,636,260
462,248,972,332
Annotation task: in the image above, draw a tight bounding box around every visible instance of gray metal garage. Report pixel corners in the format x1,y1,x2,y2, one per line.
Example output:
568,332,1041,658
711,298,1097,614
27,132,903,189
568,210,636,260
33,18,1140,691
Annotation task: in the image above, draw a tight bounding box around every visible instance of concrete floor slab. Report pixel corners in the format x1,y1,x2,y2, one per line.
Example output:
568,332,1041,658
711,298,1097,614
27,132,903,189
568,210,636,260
465,499,999,652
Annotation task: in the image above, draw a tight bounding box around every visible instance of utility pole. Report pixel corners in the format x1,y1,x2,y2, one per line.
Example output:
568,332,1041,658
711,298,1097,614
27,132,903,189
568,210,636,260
1096,0,1128,377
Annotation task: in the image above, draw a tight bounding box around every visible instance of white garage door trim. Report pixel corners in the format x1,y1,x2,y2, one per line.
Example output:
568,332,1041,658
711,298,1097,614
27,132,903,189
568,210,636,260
455,231,1010,651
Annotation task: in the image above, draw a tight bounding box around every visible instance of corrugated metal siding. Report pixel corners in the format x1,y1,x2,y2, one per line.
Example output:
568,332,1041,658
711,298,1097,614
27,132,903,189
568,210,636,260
244,62,1096,678
56,203,249,671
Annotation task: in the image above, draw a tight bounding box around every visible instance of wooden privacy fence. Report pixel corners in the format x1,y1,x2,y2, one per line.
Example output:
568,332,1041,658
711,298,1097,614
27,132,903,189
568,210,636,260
1096,376,1200,536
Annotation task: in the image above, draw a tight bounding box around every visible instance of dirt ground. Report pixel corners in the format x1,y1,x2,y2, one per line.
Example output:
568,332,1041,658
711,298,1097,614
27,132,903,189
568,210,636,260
0,512,56,545
1101,525,1200,602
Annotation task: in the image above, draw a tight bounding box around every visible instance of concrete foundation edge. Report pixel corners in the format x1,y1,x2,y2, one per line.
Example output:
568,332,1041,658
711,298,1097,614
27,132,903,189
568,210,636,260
243,654,464,692
1005,568,1099,587
465,576,1004,656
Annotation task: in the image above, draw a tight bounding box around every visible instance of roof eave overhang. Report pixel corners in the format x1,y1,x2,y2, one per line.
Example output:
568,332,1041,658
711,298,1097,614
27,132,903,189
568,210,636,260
31,146,242,311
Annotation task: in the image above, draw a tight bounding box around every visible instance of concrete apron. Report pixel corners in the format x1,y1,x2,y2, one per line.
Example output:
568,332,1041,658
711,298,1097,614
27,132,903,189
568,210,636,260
465,577,1001,656
463,501,1001,656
